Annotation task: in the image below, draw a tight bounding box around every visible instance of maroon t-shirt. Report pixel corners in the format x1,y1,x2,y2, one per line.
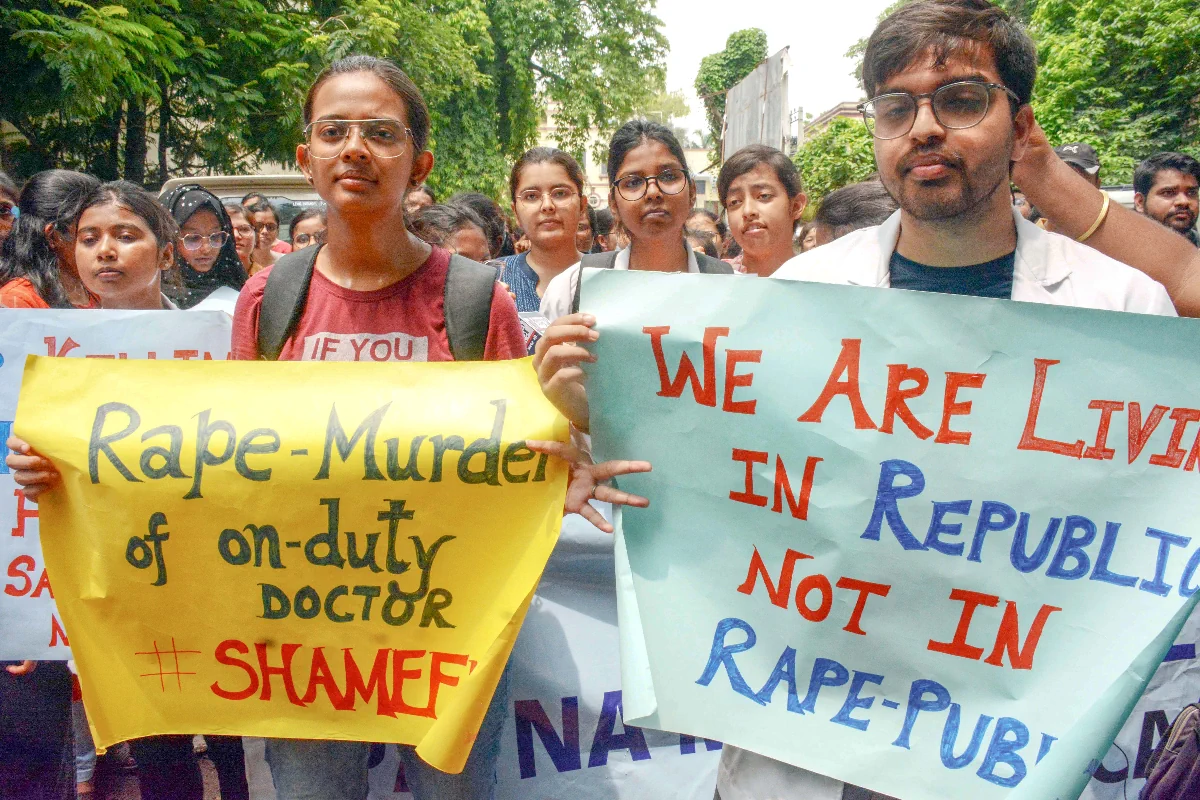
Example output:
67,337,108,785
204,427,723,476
231,245,525,362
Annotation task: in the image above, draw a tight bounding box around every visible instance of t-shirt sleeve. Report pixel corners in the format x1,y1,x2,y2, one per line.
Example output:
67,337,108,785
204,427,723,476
231,269,270,361
483,282,528,361
0,279,50,309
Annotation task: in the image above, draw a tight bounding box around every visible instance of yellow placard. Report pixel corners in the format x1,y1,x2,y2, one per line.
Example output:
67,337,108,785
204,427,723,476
14,355,567,772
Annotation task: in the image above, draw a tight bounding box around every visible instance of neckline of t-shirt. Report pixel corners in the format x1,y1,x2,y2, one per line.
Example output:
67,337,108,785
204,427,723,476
308,246,443,301
891,249,1015,272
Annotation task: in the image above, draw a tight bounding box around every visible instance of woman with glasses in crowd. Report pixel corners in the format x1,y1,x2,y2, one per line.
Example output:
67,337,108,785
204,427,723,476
159,184,248,308
539,119,733,325
224,203,258,274
497,147,589,333
289,204,327,251
0,169,101,308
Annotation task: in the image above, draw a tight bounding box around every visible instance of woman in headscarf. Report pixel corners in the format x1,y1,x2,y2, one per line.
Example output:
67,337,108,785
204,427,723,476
158,184,248,308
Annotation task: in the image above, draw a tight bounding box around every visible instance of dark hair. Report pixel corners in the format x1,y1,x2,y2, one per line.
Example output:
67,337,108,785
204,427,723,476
687,207,728,239
77,181,177,248
289,205,328,242
1134,152,1200,198
606,119,692,187
304,55,431,154
244,199,280,225
411,204,489,252
718,145,804,205
409,184,436,203
509,147,586,202
863,0,1037,108
684,228,720,259
797,221,816,244
594,207,614,236
814,179,899,239
0,170,17,201
448,192,506,257
0,169,101,308
241,192,269,207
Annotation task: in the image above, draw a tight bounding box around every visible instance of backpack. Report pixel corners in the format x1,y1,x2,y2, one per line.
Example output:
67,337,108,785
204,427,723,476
256,244,497,362
569,248,734,314
1140,703,1200,800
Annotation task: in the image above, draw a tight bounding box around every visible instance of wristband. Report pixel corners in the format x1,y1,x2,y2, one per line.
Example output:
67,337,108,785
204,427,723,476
1077,190,1110,243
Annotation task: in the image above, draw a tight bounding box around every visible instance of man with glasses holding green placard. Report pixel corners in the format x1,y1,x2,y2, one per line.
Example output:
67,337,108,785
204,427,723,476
721,1,1174,798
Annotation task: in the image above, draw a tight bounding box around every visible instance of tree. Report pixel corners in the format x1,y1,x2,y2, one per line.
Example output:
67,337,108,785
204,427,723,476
1029,0,1200,184
0,0,668,197
693,28,767,157
792,117,876,207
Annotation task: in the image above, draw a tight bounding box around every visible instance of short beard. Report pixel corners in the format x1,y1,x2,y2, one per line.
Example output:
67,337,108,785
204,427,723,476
886,133,1014,224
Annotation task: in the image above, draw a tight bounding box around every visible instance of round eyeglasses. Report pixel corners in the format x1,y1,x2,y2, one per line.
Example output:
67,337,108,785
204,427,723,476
858,81,1021,140
613,168,689,201
304,119,412,160
179,231,229,251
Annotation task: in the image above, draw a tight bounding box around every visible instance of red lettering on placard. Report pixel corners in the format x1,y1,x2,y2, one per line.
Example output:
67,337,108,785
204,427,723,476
798,339,877,430
11,490,38,537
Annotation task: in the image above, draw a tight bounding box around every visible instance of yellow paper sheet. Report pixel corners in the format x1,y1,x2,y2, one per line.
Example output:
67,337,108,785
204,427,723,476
14,355,567,772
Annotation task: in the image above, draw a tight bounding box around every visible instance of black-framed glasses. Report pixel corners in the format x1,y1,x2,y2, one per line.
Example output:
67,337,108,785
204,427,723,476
858,81,1021,140
304,119,412,160
255,222,279,234
179,231,229,251
614,168,689,201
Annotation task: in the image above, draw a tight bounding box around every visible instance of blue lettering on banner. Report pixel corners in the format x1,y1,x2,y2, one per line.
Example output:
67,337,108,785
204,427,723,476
0,420,11,474
588,691,650,767
696,617,1059,789
514,692,723,779
854,460,1200,597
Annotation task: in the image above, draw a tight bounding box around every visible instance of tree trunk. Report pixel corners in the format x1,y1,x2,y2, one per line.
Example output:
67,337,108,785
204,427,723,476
157,73,170,185
94,101,123,181
124,97,147,185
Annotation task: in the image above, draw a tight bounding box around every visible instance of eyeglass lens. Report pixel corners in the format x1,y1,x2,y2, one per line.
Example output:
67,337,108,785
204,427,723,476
616,170,687,201
181,232,228,250
306,120,408,159
869,82,993,139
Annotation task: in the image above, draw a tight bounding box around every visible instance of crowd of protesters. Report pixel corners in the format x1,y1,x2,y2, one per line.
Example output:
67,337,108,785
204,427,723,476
1,0,1200,798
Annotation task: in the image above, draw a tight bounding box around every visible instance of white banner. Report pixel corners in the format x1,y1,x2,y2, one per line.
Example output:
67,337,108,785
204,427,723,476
0,308,232,660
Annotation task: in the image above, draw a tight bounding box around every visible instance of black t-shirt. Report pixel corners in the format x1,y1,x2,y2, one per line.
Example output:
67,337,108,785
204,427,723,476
889,250,1016,299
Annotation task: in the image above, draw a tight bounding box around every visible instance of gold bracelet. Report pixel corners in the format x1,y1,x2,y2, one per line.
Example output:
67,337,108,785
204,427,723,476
1077,190,1111,243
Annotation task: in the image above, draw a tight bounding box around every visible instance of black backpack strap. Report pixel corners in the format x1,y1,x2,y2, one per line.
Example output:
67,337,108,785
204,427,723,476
257,245,321,361
444,254,497,362
696,253,736,275
572,251,620,314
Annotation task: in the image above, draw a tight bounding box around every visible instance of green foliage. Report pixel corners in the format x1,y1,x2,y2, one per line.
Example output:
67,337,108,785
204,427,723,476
0,0,667,196
693,28,767,154
1030,0,1200,184
792,117,876,207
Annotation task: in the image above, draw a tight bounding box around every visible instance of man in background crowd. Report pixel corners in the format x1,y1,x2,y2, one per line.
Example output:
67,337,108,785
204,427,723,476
1054,142,1101,188
1134,152,1200,246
